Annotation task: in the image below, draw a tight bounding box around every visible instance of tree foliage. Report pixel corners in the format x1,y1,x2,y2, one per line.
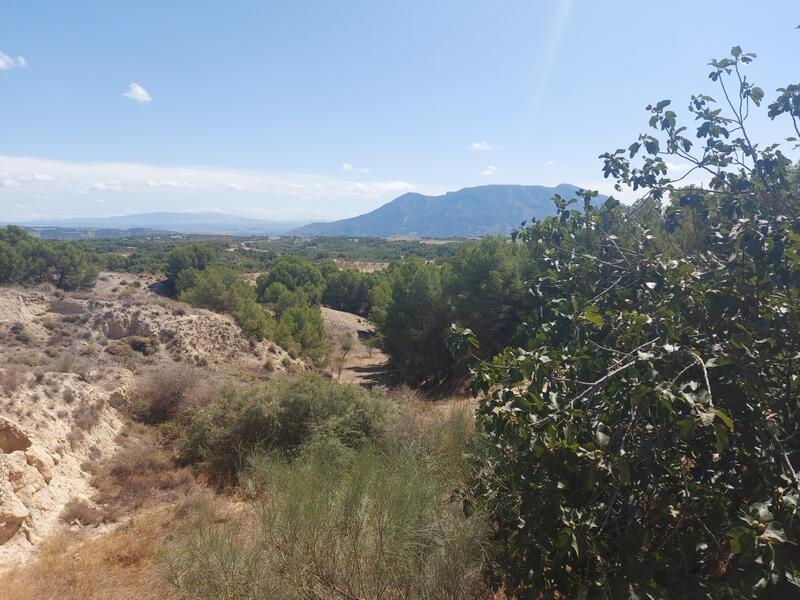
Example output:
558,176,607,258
0,226,98,290
454,48,800,597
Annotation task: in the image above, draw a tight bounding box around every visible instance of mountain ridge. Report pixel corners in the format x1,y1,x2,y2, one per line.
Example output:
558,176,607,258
289,184,598,237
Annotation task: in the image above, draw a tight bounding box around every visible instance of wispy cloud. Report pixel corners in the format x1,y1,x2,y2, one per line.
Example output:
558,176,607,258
0,51,27,70
122,82,152,103
481,165,499,176
539,0,573,86
341,162,370,174
545,160,557,167
664,161,690,172
147,180,190,188
0,154,445,221
468,141,500,151
85,181,124,192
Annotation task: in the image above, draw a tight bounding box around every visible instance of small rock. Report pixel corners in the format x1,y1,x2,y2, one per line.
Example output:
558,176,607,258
25,446,54,484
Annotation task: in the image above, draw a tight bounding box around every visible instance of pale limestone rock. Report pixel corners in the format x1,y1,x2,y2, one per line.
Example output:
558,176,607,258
25,447,54,484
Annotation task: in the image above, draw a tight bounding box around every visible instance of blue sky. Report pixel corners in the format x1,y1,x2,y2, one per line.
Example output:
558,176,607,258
1,1,797,221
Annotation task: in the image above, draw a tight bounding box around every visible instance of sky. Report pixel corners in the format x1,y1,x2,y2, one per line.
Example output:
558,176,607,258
1,1,798,221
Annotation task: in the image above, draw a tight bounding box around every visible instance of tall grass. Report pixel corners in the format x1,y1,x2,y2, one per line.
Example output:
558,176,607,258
161,403,488,600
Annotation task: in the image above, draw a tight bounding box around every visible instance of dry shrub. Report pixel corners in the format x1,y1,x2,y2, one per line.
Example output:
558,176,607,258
73,398,104,431
130,364,217,425
60,498,118,527
127,335,157,356
92,424,195,511
12,352,46,367
0,506,178,600
0,367,25,395
53,353,75,373
105,342,134,358
63,387,76,404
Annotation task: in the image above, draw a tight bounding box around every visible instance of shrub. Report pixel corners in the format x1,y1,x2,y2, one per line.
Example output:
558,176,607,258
458,48,800,597
235,299,275,341
0,367,24,395
180,375,394,479
53,354,75,373
163,444,487,600
127,335,158,356
91,425,194,510
178,265,253,314
72,398,104,431
129,364,214,425
60,498,118,526
104,342,134,358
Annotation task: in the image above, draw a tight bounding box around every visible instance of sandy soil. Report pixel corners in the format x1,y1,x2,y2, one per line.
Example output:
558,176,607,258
321,307,394,386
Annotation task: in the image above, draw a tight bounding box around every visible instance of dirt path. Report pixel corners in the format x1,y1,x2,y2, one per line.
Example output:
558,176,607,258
320,307,394,386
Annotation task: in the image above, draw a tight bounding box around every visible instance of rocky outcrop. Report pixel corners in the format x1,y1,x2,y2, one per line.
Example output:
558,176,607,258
0,456,29,544
0,368,130,565
0,419,30,454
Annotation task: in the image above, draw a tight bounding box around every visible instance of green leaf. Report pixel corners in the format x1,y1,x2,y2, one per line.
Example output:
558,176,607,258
714,409,734,431
581,305,605,327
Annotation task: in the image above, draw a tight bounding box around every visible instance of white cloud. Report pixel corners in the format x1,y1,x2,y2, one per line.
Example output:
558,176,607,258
341,162,370,174
1,178,20,187
0,51,27,70
86,181,124,192
122,82,152,103
545,160,557,167
0,154,446,221
481,165,499,176
31,173,56,182
146,180,190,188
348,180,416,196
468,141,499,151
664,161,690,172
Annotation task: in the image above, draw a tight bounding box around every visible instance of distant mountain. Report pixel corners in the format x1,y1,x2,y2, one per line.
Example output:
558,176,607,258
6,212,311,236
289,184,600,238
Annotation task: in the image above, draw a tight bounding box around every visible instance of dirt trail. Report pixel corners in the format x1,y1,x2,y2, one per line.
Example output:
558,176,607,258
321,307,394,386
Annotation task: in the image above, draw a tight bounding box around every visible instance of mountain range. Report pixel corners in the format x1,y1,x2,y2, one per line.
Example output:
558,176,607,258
7,212,310,236
5,184,597,239
288,184,593,237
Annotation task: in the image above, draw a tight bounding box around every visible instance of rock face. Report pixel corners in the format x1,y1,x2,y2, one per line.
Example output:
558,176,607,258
0,281,311,567
0,456,30,544
0,284,304,374
0,368,131,565
0,419,31,454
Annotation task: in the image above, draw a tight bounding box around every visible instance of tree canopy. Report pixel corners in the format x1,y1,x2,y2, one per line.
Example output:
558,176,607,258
450,48,800,597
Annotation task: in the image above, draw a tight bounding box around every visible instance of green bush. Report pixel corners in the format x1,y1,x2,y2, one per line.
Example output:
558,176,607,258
162,437,487,600
165,243,215,292
178,265,253,314
180,375,395,478
457,48,800,597
273,304,329,367
255,255,324,305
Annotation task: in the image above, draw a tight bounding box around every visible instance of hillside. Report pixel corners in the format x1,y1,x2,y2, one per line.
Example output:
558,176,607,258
289,184,597,238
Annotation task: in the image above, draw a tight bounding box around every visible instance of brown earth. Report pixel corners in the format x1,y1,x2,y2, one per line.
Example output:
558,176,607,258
321,306,394,386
